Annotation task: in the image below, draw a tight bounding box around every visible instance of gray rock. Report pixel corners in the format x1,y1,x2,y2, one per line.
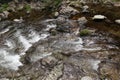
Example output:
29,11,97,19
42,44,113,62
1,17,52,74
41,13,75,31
69,1,82,8
82,5,89,13
92,15,106,20
3,11,9,18
115,19,120,24
59,5,79,16
114,2,120,7
78,17,88,24
54,12,59,17
42,64,63,80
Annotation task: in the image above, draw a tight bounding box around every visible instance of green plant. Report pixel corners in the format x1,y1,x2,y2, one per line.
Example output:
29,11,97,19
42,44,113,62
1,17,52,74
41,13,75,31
0,3,9,12
24,4,31,12
80,29,91,36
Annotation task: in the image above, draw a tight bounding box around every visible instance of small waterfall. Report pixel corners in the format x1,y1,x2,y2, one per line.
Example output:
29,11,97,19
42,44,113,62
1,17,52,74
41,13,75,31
0,27,49,70
15,31,32,52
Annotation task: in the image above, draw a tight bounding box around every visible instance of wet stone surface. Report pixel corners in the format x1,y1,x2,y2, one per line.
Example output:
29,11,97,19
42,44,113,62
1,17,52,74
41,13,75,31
0,2,120,80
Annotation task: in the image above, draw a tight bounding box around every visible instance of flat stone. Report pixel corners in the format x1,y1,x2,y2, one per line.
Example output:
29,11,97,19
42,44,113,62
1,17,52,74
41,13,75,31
115,19,120,24
92,15,106,20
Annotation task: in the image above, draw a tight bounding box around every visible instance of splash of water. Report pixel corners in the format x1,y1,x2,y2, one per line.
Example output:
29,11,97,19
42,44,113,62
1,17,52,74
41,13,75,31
89,59,101,71
0,49,23,70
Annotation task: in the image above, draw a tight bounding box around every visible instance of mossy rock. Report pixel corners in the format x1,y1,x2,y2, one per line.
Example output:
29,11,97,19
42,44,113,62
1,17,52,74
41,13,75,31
80,29,91,36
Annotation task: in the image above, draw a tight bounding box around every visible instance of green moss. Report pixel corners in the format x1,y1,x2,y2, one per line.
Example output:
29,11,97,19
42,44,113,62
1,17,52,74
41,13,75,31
0,3,9,12
24,4,31,12
80,29,91,36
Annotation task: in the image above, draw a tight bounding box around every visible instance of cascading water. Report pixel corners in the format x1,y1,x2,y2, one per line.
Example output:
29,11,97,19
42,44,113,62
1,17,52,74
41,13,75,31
0,20,53,70
0,19,119,73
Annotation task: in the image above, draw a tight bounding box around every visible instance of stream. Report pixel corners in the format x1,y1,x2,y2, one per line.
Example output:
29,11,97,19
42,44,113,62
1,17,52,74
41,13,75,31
0,17,119,80
0,3,120,80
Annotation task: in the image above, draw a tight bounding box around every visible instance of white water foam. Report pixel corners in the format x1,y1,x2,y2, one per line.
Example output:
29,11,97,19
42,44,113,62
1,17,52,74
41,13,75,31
0,30,49,70
19,34,32,51
82,47,102,51
0,23,55,70
31,52,52,62
0,28,9,35
43,19,56,22
4,40,15,49
15,30,49,54
68,37,83,51
45,24,57,31
0,49,23,70
89,59,101,71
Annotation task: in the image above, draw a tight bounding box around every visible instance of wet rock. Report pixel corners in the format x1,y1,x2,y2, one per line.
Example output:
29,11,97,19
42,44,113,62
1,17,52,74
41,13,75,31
41,56,58,67
13,17,24,23
80,0,86,4
114,2,120,7
81,76,93,80
56,25,70,33
49,28,58,36
60,53,100,80
92,15,106,21
104,0,114,7
98,61,120,80
56,15,68,23
56,19,79,33
59,5,79,17
0,11,9,20
56,15,67,22
42,63,63,80
3,11,9,18
69,1,82,8
115,19,120,24
82,5,89,13
60,63,81,80
77,17,88,24
8,2,16,12
17,4,25,10
54,12,59,17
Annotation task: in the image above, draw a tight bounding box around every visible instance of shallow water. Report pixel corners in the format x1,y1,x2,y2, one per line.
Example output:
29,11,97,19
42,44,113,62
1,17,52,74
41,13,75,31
0,7,120,79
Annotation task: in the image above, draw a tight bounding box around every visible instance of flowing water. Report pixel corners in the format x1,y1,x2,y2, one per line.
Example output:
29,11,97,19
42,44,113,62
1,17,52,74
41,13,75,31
0,16,119,79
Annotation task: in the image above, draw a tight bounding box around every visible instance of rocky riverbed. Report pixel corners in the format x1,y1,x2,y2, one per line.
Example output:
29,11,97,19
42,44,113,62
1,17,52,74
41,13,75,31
0,0,120,80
